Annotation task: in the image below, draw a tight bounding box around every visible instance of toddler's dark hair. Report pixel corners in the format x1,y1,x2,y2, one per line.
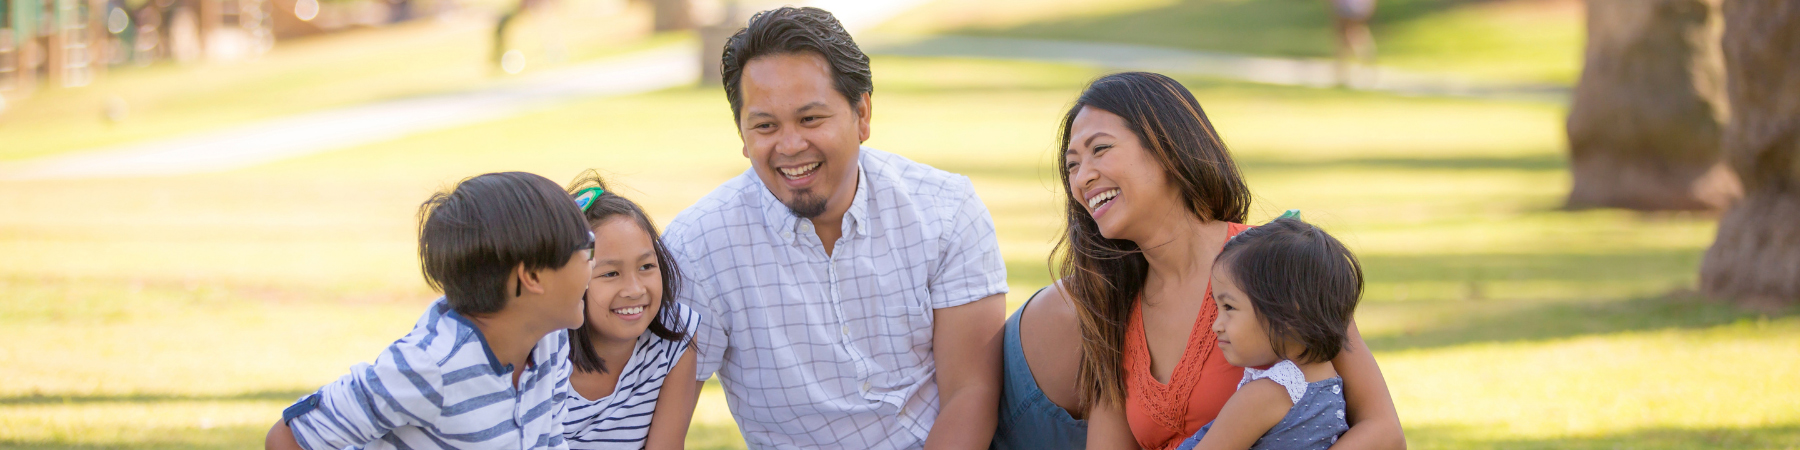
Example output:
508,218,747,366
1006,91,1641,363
566,170,688,374
1216,217,1363,365
417,172,593,316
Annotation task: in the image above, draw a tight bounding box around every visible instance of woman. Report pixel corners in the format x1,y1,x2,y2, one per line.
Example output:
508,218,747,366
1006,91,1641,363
992,72,1405,450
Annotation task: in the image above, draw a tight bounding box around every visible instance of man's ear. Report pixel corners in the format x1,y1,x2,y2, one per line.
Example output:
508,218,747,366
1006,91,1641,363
856,92,873,143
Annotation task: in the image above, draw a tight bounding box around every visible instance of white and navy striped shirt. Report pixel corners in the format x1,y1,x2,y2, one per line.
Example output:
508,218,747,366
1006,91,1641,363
664,147,1010,449
561,302,702,449
282,299,572,450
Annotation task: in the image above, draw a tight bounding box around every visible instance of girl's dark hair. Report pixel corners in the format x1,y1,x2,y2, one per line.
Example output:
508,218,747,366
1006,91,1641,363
720,6,872,122
565,170,688,374
1215,217,1363,365
417,172,592,316
1056,72,1252,407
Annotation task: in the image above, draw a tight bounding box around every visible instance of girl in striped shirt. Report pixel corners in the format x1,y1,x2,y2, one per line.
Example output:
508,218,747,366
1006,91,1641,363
562,172,703,449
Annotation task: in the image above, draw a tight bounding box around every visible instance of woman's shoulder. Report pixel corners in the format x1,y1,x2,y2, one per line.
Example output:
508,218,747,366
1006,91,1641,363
1021,282,1080,330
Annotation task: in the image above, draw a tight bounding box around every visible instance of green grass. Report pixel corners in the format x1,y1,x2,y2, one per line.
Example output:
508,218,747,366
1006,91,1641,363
2,52,1795,450
878,0,1584,84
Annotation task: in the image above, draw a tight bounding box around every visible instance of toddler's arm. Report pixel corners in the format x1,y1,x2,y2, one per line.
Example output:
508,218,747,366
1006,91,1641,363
1184,379,1293,450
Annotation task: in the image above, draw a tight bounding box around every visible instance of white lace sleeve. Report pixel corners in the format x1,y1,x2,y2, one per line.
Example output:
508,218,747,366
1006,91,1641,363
1237,360,1309,405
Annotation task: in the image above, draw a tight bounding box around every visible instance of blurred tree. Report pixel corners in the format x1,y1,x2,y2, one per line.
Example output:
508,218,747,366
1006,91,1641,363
649,0,691,31
1564,0,1740,211
1701,0,1800,308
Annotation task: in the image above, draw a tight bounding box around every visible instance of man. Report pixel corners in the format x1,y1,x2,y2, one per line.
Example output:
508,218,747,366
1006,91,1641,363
661,6,1007,449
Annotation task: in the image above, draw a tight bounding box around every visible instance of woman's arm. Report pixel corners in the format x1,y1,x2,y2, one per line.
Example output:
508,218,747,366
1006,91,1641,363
1086,398,1143,450
1327,320,1406,450
645,344,701,450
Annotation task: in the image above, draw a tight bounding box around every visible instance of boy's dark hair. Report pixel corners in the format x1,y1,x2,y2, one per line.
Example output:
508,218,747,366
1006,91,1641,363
565,171,688,374
1216,217,1363,365
720,6,872,122
417,172,592,316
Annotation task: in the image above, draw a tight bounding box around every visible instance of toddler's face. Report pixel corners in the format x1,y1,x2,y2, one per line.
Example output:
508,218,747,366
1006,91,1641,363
1211,265,1279,368
582,217,664,344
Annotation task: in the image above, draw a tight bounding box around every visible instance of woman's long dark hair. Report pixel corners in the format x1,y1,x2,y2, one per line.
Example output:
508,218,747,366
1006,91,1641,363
566,170,687,374
1055,72,1251,408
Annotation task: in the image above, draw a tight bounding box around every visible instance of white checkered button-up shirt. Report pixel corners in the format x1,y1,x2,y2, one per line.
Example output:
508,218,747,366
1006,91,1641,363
664,147,1009,449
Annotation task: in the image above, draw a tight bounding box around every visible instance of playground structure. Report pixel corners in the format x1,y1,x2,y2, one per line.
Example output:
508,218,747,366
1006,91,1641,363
0,0,277,100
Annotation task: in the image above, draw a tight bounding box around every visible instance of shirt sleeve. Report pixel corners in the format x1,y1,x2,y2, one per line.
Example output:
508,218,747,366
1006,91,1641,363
928,179,1010,310
282,345,439,450
666,226,728,382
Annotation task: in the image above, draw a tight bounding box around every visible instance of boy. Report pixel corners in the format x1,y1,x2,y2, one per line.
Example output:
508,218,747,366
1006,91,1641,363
265,171,593,450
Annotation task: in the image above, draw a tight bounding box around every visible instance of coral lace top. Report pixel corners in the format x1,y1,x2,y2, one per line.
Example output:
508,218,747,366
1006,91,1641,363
1124,222,1251,450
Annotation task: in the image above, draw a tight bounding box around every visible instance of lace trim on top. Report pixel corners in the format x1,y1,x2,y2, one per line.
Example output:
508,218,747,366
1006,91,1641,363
1239,360,1309,405
1123,222,1248,435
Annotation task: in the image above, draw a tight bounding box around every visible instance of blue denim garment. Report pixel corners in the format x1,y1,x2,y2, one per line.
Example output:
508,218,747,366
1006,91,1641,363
991,290,1088,450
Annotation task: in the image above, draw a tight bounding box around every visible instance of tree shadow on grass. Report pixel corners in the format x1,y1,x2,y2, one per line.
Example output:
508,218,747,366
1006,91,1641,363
1408,423,1800,449
0,389,313,406
1363,292,1797,353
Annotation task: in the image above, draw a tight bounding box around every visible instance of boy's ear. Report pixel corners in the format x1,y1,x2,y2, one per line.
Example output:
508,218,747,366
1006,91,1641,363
514,263,547,296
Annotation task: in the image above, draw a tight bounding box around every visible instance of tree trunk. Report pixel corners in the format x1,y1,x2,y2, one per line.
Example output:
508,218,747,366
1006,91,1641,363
1700,0,1800,308
649,0,692,32
1565,0,1740,211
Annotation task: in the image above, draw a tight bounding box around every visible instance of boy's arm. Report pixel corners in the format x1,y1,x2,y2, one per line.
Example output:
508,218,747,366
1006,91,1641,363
1189,379,1294,450
278,349,433,450
645,344,701,450
1327,321,1407,450
265,419,304,450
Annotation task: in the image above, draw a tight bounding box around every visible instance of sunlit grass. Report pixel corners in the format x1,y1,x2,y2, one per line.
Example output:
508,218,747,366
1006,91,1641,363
1,52,1793,450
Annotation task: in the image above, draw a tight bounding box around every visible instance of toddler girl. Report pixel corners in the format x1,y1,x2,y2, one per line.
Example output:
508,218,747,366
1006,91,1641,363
1177,216,1362,450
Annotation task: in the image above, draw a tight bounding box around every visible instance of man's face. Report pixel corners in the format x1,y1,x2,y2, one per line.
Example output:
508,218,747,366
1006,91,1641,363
737,52,870,219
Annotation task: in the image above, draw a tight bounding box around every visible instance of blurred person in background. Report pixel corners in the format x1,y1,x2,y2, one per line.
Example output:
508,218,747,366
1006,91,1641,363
1328,0,1377,87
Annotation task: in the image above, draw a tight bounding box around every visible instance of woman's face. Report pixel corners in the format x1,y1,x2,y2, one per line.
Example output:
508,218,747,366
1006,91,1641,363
1065,106,1187,242
583,217,664,344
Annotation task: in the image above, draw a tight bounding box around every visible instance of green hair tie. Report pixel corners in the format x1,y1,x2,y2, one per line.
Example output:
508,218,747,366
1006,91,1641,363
573,187,606,212
1277,209,1301,221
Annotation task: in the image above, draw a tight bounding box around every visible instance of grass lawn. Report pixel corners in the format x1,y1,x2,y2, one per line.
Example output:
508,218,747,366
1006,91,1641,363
2,51,1795,450
879,0,1584,85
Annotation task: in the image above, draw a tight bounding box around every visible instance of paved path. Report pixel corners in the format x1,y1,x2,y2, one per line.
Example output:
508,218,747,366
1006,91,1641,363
866,35,1569,101
0,0,929,181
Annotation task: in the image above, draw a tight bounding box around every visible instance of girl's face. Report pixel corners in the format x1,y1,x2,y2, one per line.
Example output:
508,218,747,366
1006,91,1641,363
583,217,664,344
1064,106,1188,243
1211,264,1280,368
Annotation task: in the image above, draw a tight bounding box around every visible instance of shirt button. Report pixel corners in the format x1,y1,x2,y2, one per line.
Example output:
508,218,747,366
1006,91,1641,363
862,381,871,392
842,325,849,336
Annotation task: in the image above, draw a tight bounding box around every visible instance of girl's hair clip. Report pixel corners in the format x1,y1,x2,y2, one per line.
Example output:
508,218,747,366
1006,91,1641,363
1276,209,1301,222
573,187,606,212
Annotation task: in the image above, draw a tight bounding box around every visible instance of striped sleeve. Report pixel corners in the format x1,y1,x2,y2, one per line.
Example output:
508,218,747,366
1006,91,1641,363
283,344,441,450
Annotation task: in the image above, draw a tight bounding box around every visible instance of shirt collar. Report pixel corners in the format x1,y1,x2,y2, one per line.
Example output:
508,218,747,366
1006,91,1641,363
757,150,873,246
442,302,544,376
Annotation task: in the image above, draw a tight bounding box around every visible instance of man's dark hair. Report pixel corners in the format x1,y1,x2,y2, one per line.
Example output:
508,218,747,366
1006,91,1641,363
720,6,872,122
1216,217,1363,365
564,170,688,374
417,172,592,316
